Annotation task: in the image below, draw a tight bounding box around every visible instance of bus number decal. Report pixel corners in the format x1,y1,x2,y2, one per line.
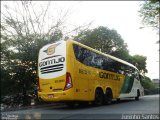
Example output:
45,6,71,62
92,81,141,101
55,79,64,83
79,69,91,75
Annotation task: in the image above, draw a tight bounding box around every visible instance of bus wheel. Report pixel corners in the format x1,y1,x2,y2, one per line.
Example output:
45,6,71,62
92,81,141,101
135,90,140,101
94,89,104,106
104,89,112,105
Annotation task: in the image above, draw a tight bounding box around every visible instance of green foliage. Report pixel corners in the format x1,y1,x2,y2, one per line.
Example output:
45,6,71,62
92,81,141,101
74,26,130,61
1,34,63,93
139,0,159,31
141,76,155,90
1,1,64,106
129,55,148,74
74,26,148,74
110,48,130,62
141,76,157,95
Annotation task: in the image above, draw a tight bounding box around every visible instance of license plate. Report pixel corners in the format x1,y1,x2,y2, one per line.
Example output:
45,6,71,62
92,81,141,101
48,94,54,98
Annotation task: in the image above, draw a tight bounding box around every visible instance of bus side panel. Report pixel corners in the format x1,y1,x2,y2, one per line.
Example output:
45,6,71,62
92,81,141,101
73,60,91,101
119,76,143,98
88,68,96,101
69,42,91,101
103,73,124,99
93,70,125,99
117,75,126,98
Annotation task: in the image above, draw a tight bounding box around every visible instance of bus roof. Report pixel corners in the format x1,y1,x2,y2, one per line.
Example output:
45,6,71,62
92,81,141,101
68,39,138,71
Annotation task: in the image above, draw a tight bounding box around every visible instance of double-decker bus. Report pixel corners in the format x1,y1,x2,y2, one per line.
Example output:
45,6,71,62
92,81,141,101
37,39,144,106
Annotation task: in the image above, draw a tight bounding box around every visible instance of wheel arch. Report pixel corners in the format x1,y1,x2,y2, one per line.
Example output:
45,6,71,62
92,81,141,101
105,87,113,97
95,87,104,94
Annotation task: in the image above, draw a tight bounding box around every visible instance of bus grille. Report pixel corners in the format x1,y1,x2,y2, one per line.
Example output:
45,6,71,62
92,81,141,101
40,64,64,74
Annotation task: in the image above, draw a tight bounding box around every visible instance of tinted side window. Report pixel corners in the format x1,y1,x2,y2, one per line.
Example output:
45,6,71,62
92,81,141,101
73,44,102,68
102,57,114,72
94,54,103,69
73,44,85,63
102,57,124,73
73,44,135,75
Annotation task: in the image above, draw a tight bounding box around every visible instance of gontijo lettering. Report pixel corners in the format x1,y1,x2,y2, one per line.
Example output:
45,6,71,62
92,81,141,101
99,72,120,80
39,57,65,67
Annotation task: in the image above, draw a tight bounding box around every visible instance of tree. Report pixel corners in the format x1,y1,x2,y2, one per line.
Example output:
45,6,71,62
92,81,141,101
73,26,148,74
74,26,130,61
1,1,67,106
129,55,148,74
139,0,159,31
1,1,92,107
141,76,156,95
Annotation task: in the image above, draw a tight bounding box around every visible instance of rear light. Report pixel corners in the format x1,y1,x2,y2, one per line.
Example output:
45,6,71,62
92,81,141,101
64,72,73,90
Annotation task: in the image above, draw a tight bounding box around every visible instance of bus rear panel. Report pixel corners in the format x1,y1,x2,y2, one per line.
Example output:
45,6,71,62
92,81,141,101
38,40,74,102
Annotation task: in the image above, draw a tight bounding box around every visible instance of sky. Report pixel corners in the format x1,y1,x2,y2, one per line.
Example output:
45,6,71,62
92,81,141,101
2,1,159,79
54,1,159,79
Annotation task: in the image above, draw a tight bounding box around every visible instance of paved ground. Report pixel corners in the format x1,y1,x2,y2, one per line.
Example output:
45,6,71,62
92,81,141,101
1,95,159,119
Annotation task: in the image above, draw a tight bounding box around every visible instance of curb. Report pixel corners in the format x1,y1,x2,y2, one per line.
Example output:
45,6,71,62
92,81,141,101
1,103,61,112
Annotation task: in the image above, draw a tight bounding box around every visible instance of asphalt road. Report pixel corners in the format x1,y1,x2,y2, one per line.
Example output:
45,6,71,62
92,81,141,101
1,95,159,119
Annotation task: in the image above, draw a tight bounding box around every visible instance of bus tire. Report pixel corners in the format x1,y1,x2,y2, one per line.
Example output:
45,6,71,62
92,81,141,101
135,90,140,101
93,88,104,106
104,89,112,105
